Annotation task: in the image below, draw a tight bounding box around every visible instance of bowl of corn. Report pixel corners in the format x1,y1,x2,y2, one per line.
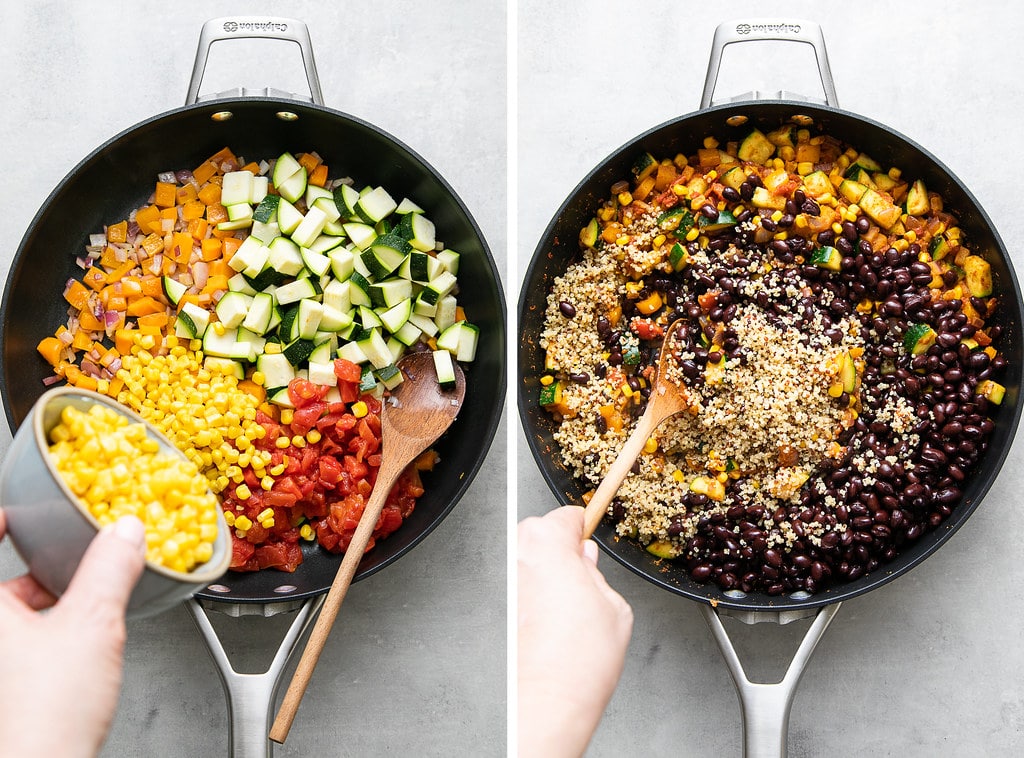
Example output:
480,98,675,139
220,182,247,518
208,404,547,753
1,386,231,617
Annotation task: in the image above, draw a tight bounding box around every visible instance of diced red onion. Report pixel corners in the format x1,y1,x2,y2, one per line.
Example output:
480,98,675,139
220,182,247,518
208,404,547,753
104,310,120,327
175,169,193,184
158,171,177,184
58,330,74,345
75,256,89,269
89,233,107,247
80,359,99,376
42,374,62,386
108,357,122,373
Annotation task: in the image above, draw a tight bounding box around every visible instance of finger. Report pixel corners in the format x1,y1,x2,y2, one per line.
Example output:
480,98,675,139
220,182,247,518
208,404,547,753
1,574,57,611
541,505,587,547
582,538,600,565
59,516,146,620
0,507,6,540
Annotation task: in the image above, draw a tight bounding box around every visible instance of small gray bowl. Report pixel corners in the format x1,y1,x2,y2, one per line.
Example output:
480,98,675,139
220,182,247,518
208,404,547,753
1,386,231,618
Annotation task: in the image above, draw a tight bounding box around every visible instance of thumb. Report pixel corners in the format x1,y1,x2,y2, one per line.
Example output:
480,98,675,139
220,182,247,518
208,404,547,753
60,516,146,619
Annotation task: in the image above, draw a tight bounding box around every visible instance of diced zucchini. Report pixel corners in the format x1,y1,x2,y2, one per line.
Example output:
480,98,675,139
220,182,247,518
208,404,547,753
283,338,316,366
579,218,599,248
851,153,882,172
434,295,458,332
631,152,657,180
277,166,307,204
809,246,842,271
538,379,563,407
343,222,377,251
307,234,344,255
363,239,408,280
802,171,832,198
426,270,458,299
307,361,338,387
963,255,993,297
273,153,302,187
267,237,305,276
253,194,280,224
291,206,329,248
751,186,786,211
269,386,295,408
392,320,423,346
719,165,748,192
348,272,373,307
904,179,929,216
322,279,352,313
202,326,244,359
838,179,867,205
433,349,458,390
355,186,398,223
976,379,1005,405
375,363,404,390
737,129,775,164
221,170,255,206
359,364,378,393
405,213,436,252
296,299,324,340
226,199,253,221
858,188,900,229
300,247,332,277
408,312,438,337
162,276,187,306
244,267,287,292
277,198,304,236
436,322,463,355
242,292,275,335
903,323,937,355
929,233,953,260
319,305,354,332
379,298,412,333
646,539,682,559
356,328,393,369
215,291,253,329
227,272,258,295
656,206,694,232
275,277,319,305
436,250,460,276
250,220,280,244
228,237,269,278
838,351,857,393
176,302,211,339
698,209,737,234
369,278,413,309
337,340,369,365
357,306,382,330
668,242,689,271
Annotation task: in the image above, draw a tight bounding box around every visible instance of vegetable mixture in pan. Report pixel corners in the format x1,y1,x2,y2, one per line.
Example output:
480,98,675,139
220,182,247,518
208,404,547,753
38,147,478,572
539,124,1007,595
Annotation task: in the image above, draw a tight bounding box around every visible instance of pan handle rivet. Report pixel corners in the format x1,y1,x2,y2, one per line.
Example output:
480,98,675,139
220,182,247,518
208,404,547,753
273,584,298,593
210,111,234,122
276,111,299,122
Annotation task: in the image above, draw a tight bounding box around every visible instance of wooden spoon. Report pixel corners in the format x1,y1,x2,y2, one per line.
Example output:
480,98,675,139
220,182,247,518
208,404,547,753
583,319,696,539
269,350,466,743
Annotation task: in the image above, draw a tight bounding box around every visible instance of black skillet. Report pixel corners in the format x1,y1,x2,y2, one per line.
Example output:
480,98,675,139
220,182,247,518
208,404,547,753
0,18,505,758
518,20,1021,757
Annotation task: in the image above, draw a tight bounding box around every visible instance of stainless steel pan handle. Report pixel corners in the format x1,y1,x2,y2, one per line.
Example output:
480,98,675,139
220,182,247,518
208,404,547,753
700,603,841,758
186,16,325,105
700,19,839,108
189,596,325,758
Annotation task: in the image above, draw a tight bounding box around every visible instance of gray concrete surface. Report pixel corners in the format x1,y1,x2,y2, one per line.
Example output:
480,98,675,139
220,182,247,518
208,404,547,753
0,1,506,757
517,1,1024,756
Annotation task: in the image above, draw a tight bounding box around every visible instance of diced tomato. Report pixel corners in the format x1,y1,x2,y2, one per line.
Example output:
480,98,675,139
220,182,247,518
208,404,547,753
254,542,303,572
291,402,327,436
230,537,256,569
318,455,344,487
288,379,328,407
333,358,362,383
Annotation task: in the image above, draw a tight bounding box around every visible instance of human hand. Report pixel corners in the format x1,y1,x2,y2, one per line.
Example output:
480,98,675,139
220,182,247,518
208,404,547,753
517,506,634,758
0,509,146,758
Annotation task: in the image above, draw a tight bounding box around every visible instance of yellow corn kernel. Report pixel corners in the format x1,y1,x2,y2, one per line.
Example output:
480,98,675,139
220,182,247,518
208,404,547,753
234,515,253,531
796,161,814,175
671,184,686,196
615,235,630,245
685,227,699,242
617,191,633,206
307,429,322,444
224,511,236,526
300,524,316,541
653,234,666,248
251,371,266,386
235,484,251,500
540,375,554,386
257,508,275,522
703,136,719,149
290,435,306,448
280,409,294,425
276,436,291,449
352,401,369,418
643,437,658,454
269,463,287,476
260,476,275,491
672,470,685,483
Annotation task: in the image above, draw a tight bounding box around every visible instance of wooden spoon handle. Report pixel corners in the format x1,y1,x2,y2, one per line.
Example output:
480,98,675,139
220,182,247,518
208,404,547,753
582,407,663,539
269,454,407,744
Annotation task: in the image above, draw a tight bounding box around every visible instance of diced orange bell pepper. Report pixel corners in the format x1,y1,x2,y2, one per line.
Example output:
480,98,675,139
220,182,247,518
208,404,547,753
119,277,143,298
200,238,223,261
107,220,128,243
170,232,194,263
193,160,218,185
197,182,221,205
182,199,206,222
105,259,136,284
239,161,261,175
177,183,199,204
207,258,231,278
206,203,228,225
71,372,99,392
37,336,64,367
135,204,161,234
140,277,164,299
63,280,91,310
126,296,164,317
297,153,322,173
83,267,107,291
154,181,177,208
202,274,229,295
105,294,127,312
114,329,135,354
71,331,94,352
308,163,329,188
141,233,164,258
100,246,122,268
455,306,466,323
78,308,105,332
237,379,266,402
188,217,210,240
222,237,242,260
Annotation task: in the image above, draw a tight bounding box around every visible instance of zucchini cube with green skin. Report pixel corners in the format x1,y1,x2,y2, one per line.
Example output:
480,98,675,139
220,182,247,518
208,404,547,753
963,255,993,297
737,129,775,164
276,166,307,204
538,379,564,407
976,379,1005,404
344,222,377,251
698,209,738,234
432,350,458,390
228,237,269,278
252,194,280,224
668,242,689,272
277,198,304,236
645,539,682,559
291,206,329,248
631,152,657,180
579,218,600,248
857,188,901,229
176,302,211,339
903,323,937,355
809,246,842,271
221,170,255,206
905,179,929,216
267,237,305,277
215,292,254,329
355,186,398,223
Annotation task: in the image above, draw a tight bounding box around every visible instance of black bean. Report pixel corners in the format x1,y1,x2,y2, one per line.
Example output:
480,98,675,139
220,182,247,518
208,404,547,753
722,187,741,203
558,301,576,318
